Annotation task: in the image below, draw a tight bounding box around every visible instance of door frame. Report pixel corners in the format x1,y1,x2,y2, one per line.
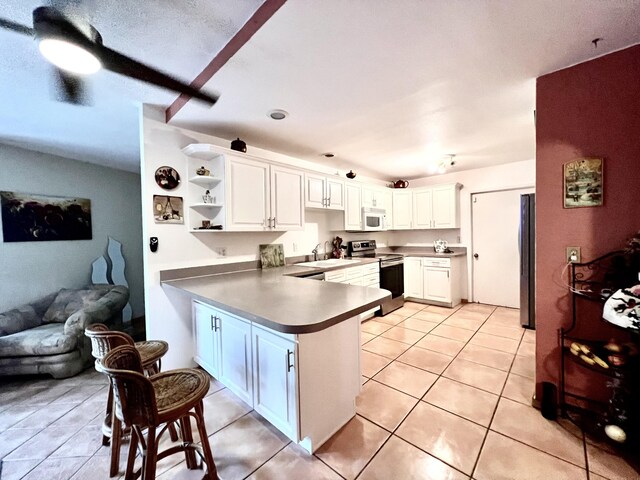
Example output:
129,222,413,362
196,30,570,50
469,185,535,304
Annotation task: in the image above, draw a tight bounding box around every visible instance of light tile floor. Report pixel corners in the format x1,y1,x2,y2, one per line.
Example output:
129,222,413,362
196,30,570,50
0,302,637,479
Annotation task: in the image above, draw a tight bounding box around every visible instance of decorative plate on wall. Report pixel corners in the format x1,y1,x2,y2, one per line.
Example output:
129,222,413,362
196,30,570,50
154,166,181,190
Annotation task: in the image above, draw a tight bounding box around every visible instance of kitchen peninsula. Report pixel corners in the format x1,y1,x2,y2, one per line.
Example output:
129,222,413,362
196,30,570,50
162,263,390,453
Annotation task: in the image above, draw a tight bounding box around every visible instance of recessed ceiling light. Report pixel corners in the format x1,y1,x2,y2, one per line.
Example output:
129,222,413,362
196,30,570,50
322,153,335,158
268,109,288,120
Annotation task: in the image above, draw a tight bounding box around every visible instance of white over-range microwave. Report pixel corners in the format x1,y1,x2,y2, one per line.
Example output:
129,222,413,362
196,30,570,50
362,207,386,231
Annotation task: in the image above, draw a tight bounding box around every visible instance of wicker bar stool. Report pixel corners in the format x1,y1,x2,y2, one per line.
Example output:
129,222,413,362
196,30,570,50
85,324,172,477
99,345,218,480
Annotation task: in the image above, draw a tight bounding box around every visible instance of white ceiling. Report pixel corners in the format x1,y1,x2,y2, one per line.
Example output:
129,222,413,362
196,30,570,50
1,1,639,178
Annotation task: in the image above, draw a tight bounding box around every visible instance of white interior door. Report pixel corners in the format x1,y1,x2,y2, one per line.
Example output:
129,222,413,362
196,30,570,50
471,188,534,307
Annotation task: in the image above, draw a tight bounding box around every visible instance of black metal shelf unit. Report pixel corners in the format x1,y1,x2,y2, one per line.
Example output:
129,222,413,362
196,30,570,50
559,250,639,454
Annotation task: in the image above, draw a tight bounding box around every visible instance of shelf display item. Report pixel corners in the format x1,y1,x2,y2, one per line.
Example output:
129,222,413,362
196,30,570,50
603,284,640,331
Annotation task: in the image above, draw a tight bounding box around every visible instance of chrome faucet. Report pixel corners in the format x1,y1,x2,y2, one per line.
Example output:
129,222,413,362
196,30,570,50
324,240,332,259
312,243,321,261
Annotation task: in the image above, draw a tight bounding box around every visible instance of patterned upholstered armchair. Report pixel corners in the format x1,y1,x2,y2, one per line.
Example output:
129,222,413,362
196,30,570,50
0,285,129,378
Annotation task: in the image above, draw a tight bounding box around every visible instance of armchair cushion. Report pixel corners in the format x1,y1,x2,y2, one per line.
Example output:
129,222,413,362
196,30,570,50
43,286,115,323
0,324,77,357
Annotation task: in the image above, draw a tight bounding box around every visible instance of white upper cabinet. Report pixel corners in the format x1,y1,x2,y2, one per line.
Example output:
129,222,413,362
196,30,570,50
326,178,345,210
227,155,271,231
344,183,362,231
227,155,304,231
432,184,460,228
361,186,379,209
413,187,434,229
407,183,461,230
379,189,393,228
392,190,413,230
305,173,326,209
305,174,344,210
271,165,304,230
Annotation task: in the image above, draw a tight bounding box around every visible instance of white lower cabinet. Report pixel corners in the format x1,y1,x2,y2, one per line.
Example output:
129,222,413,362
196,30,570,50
192,301,220,377
218,311,253,406
252,326,298,441
404,257,424,298
192,300,361,453
423,266,451,303
193,301,252,405
404,256,464,307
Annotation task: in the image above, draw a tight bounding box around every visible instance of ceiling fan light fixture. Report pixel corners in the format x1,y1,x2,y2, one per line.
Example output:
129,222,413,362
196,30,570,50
38,38,102,74
426,160,439,174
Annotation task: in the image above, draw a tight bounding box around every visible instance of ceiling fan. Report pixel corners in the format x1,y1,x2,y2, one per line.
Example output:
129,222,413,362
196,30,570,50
0,6,219,106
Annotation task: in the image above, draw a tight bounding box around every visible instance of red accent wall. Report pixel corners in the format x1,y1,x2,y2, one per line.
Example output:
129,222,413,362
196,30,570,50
535,45,640,401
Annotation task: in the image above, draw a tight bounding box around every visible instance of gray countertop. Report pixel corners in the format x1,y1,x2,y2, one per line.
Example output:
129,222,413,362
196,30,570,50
380,247,467,258
162,265,391,334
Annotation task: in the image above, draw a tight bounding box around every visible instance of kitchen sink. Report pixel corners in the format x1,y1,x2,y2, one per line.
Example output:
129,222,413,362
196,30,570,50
295,258,360,267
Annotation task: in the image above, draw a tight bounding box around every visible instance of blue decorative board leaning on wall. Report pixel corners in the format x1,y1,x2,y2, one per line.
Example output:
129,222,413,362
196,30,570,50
0,191,92,242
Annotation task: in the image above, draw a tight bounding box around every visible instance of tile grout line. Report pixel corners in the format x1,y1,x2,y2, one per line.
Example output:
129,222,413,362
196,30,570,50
468,317,582,477
353,304,463,479
354,304,501,479
469,307,526,478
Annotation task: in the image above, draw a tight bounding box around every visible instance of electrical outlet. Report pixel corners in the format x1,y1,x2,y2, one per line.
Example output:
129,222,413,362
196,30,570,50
213,247,227,257
292,243,298,252
566,246,581,263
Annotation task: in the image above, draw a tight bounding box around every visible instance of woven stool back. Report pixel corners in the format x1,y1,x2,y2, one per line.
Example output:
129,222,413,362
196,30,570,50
85,323,135,363
98,345,159,428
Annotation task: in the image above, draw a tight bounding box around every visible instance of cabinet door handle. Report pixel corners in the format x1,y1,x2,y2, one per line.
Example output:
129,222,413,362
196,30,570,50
210,315,215,331
272,217,276,228
447,270,449,279
286,349,294,372
328,196,331,207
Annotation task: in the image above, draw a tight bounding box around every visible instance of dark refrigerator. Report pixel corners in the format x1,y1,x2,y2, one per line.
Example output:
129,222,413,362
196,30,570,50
520,193,535,329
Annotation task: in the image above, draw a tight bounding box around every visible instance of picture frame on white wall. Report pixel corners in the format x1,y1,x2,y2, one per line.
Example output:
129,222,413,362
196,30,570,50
153,195,184,224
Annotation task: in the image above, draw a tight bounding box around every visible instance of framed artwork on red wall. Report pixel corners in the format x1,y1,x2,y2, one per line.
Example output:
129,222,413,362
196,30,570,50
563,157,603,208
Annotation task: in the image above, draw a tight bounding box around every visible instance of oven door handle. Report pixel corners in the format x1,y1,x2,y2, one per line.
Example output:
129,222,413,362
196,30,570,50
380,260,404,268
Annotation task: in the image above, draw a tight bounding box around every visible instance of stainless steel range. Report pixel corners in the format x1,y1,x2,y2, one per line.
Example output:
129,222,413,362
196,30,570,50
347,240,404,315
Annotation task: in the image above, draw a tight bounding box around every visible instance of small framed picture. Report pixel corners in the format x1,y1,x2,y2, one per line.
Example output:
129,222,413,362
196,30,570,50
153,195,184,224
563,158,603,208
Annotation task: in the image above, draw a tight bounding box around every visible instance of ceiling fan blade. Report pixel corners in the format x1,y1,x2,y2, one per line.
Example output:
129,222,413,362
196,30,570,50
53,68,90,105
0,17,35,36
94,44,219,106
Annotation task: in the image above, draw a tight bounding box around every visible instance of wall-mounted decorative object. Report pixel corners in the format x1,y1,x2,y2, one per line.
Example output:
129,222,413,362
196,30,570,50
154,166,181,190
91,236,132,322
196,166,210,176
231,137,247,153
259,243,285,268
564,157,603,208
0,191,92,242
153,195,184,224
346,170,357,179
